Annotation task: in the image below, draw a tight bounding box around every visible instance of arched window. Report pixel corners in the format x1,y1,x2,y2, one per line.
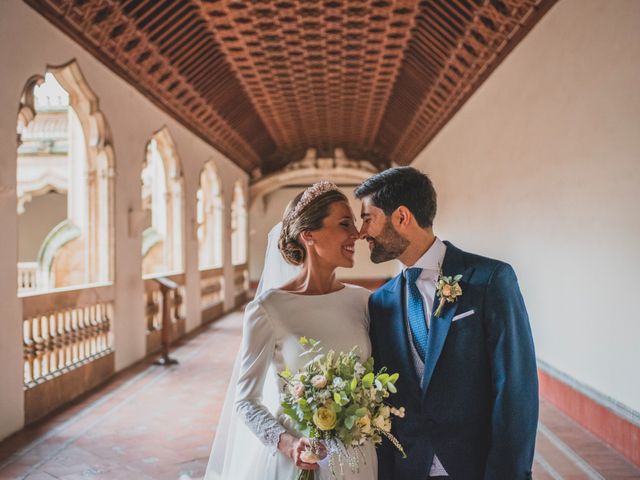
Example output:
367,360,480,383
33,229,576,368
197,161,223,269
231,181,248,266
16,62,114,292
141,128,184,275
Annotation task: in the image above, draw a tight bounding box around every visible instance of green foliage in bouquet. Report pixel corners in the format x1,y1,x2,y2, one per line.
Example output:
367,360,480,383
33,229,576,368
279,337,406,479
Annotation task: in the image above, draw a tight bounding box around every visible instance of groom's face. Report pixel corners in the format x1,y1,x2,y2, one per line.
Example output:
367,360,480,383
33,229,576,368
359,197,409,264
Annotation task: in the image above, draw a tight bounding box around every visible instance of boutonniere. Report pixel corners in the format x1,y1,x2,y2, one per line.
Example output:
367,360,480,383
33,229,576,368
434,272,463,317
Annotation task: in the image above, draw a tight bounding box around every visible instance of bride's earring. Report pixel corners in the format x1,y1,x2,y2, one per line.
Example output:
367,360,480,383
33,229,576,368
302,232,314,246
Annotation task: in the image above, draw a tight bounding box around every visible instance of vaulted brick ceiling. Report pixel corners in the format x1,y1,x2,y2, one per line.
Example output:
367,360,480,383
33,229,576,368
26,0,556,174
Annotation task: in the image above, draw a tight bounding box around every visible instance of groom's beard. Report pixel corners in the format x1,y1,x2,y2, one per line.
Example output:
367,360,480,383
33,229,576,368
369,219,409,263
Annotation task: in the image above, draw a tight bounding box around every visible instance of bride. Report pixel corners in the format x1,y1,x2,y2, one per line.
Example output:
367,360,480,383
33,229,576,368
205,181,377,479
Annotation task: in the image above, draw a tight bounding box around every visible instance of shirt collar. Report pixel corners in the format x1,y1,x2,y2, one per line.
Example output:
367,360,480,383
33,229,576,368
400,237,447,273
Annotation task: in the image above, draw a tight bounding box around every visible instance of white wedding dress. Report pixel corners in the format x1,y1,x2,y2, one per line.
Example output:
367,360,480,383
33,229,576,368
206,284,378,480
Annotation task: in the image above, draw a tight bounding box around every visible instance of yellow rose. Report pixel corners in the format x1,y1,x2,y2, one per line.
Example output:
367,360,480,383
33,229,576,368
442,284,452,297
313,407,337,431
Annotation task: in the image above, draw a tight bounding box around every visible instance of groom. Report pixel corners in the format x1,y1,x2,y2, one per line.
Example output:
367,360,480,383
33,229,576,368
355,167,538,480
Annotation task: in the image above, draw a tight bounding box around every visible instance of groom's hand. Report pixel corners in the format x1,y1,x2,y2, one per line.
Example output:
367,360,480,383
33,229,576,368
278,433,327,470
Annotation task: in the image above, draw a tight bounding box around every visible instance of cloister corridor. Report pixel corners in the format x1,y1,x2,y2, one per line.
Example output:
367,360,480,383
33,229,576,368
0,309,638,480
2,0,639,479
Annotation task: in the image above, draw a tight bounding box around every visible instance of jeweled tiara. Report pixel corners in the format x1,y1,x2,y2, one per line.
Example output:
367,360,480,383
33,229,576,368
284,180,339,222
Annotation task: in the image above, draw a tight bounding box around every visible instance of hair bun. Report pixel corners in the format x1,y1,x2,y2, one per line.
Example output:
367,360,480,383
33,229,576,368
278,233,305,266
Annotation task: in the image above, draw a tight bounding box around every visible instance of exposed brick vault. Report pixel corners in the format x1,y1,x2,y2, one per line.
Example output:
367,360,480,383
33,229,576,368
26,0,556,173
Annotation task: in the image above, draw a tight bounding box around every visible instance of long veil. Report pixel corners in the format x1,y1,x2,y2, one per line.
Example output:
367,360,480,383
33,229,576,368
204,222,301,479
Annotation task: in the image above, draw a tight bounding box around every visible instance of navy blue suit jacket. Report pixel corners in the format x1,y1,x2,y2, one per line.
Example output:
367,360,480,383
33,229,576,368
369,242,538,480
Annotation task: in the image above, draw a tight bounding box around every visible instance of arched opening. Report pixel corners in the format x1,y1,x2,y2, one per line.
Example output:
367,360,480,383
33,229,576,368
231,180,248,307
16,61,114,293
141,128,184,276
197,161,223,269
231,180,247,266
16,60,116,424
197,161,226,324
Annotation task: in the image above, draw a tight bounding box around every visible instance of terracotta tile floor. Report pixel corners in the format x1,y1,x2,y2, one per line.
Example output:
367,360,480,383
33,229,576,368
0,310,638,479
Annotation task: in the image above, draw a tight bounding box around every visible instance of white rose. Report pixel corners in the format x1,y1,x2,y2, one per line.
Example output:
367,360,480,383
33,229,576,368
311,375,327,389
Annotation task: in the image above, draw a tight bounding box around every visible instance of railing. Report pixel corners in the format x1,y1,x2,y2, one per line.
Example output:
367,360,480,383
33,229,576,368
233,263,249,307
18,262,39,292
200,267,225,324
143,273,186,355
21,283,115,424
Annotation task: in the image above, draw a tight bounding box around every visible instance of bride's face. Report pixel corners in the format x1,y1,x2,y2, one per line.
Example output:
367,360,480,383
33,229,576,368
306,201,359,268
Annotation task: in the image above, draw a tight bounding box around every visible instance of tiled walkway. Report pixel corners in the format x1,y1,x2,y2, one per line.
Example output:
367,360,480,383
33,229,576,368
0,310,638,479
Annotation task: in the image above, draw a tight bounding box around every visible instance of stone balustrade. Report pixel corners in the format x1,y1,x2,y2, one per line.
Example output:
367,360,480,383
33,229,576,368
21,283,115,423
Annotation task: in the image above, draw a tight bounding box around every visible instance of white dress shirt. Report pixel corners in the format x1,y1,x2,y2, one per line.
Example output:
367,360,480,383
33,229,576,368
400,237,449,477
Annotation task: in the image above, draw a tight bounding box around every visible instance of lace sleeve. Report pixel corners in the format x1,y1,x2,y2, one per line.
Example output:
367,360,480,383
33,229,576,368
234,299,286,453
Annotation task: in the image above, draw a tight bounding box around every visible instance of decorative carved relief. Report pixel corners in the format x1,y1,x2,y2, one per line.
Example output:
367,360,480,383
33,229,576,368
250,148,378,206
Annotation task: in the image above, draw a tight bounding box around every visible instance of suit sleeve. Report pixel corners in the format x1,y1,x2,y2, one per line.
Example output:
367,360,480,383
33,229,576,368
368,296,395,480
483,264,538,480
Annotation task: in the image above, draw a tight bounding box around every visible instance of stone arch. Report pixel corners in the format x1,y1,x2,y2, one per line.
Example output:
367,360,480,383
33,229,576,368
141,127,185,275
231,180,248,266
17,75,44,143
197,160,224,269
16,59,115,291
249,148,378,209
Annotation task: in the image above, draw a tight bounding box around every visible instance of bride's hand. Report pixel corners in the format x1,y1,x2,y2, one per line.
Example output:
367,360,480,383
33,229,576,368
278,433,327,470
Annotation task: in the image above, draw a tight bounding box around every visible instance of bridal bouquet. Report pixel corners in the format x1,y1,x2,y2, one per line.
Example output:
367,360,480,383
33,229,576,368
279,337,406,480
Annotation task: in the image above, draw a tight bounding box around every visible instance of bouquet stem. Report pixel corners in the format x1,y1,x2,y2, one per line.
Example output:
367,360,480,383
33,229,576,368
297,469,315,480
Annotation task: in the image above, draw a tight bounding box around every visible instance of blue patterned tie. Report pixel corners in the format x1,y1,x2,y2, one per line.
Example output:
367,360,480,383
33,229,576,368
405,267,428,361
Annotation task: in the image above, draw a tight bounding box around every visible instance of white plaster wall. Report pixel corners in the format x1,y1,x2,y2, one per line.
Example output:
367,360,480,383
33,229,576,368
249,187,398,283
411,0,640,412
0,1,247,440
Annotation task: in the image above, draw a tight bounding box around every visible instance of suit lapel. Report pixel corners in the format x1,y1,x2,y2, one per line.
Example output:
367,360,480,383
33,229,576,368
421,242,471,393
